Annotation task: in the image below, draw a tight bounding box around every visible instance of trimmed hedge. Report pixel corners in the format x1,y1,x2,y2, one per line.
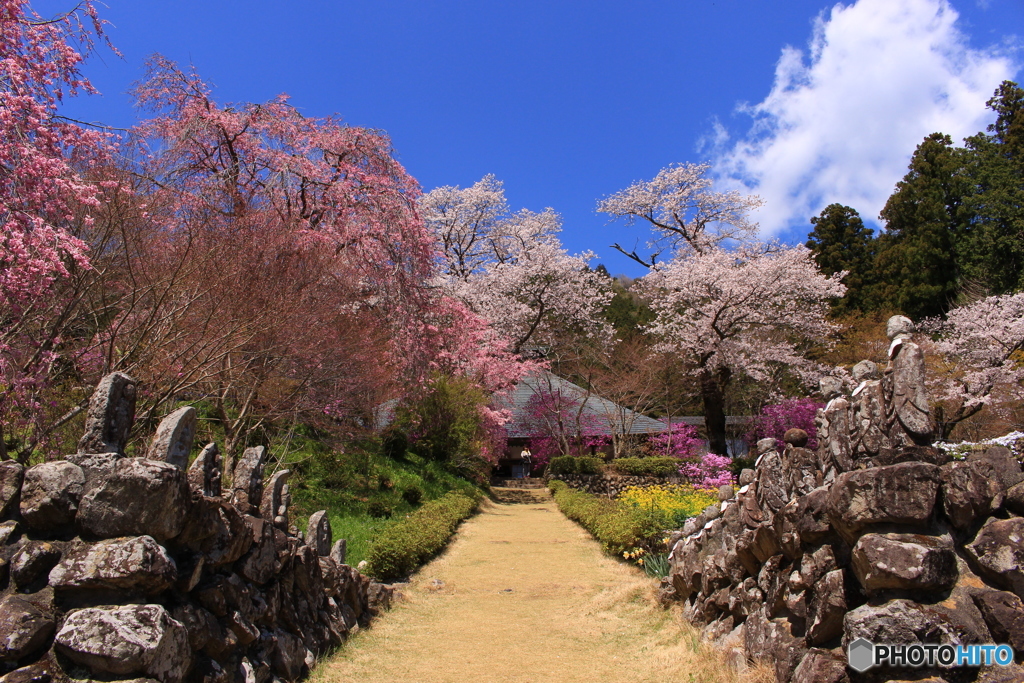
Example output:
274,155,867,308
609,457,681,477
547,455,604,475
549,482,664,557
364,491,480,581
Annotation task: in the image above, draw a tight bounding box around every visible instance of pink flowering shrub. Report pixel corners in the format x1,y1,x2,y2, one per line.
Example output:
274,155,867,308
678,453,734,489
647,423,702,459
746,397,823,450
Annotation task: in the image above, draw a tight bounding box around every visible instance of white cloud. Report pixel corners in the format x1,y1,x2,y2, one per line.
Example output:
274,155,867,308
713,0,1017,237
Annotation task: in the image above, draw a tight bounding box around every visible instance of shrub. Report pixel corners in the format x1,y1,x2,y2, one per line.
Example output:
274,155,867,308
547,455,604,475
647,423,702,459
401,484,424,506
367,500,393,519
551,485,663,558
380,426,408,459
677,452,735,488
746,397,823,450
364,491,480,581
611,457,680,477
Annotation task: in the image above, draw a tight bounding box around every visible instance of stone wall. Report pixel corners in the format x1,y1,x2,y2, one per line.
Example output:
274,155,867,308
0,373,392,683
546,472,685,498
664,316,1024,683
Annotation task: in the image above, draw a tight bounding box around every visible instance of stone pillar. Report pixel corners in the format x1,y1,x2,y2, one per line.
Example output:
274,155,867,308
77,372,137,457
187,443,221,497
148,407,197,470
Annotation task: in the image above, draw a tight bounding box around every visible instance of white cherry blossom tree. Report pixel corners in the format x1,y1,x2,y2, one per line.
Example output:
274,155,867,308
597,162,764,267
922,293,1024,440
421,176,612,354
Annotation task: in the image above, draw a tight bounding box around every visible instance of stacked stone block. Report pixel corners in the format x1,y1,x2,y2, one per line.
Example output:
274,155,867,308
663,318,1024,683
0,373,391,683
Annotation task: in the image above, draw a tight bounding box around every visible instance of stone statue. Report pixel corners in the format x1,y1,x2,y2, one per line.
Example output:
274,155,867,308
330,539,347,565
232,446,269,512
260,469,291,530
307,510,332,557
849,360,892,463
883,315,933,447
77,372,137,456
754,438,787,516
148,406,197,470
187,442,221,497
815,376,853,481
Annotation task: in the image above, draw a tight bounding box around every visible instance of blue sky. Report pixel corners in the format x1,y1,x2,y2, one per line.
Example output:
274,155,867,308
45,0,1022,277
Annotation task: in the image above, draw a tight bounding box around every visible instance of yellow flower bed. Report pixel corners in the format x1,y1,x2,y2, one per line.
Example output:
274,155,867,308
618,483,720,526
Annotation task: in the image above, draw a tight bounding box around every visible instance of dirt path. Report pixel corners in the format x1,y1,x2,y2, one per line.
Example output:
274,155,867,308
313,490,767,683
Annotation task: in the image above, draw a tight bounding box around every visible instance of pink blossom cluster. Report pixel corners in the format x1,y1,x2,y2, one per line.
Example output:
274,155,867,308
746,397,824,450
647,422,702,459
678,452,734,489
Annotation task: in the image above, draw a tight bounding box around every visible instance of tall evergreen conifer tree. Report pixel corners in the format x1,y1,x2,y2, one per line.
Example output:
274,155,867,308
959,81,1024,295
875,133,968,319
807,204,876,315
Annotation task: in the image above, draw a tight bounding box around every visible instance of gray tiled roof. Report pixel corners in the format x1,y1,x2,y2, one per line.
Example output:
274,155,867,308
498,370,667,439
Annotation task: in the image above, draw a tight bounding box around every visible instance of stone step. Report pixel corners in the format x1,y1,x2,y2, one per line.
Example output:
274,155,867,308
490,478,546,489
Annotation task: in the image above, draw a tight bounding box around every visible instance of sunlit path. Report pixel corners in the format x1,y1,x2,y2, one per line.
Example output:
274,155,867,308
312,491,761,683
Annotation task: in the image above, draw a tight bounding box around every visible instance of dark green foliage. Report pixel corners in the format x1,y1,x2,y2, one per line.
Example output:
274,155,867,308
380,426,408,459
807,204,876,315
401,484,424,506
875,132,967,319
394,374,497,482
364,491,480,581
610,457,680,477
367,499,393,518
958,81,1024,295
547,455,604,475
550,484,664,557
603,277,655,338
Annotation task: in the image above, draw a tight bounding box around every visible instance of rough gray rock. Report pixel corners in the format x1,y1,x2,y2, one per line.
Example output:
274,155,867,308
0,462,24,519
10,541,61,590
76,458,191,542
807,568,847,645
55,604,191,682
791,648,849,683
0,594,55,662
330,539,347,565
204,503,252,567
148,407,197,470
231,446,268,512
965,517,1024,601
307,511,332,557
237,516,276,585
843,599,971,648
49,535,176,594
941,460,1002,530
19,461,85,531
972,590,1024,653
77,372,137,456
0,662,53,683
851,533,957,595
826,462,941,541
260,469,291,530
187,443,221,498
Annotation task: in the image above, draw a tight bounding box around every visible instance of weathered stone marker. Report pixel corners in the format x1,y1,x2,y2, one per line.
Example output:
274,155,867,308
77,372,137,456
307,510,332,556
260,469,291,530
187,442,222,497
148,406,197,469
231,445,268,512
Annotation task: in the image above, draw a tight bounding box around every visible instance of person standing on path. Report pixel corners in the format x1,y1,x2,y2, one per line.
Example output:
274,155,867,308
521,447,532,478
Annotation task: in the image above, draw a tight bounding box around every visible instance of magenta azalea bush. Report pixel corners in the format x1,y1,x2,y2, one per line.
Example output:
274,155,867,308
648,422,702,459
746,397,823,450
678,452,734,488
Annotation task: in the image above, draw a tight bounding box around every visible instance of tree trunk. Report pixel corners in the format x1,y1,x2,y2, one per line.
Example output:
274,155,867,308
701,368,731,456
